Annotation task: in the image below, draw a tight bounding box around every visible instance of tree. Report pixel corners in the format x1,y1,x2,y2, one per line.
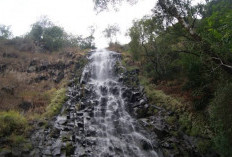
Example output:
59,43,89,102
29,16,54,42
103,24,120,43
43,26,65,51
94,0,137,12
94,0,232,74
28,17,66,51
0,24,12,39
154,0,232,74
30,24,43,42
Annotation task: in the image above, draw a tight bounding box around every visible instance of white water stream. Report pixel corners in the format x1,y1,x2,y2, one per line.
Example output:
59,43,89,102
80,49,158,157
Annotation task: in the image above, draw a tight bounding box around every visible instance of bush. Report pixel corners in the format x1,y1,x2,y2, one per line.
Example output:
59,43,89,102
210,83,232,156
0,111,28,137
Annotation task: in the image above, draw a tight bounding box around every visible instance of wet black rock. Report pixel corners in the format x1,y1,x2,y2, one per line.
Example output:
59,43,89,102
121,88,132,99
130,91,141,103
100,86,108,96
141,139,153,150
34,75,48,83
110,86,119,96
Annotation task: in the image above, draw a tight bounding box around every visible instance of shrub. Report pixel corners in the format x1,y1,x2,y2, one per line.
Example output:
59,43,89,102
0,111,28,137
210,83,232,156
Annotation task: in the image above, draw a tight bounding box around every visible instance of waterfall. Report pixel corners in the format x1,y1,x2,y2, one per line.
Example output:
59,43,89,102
79,49,158,157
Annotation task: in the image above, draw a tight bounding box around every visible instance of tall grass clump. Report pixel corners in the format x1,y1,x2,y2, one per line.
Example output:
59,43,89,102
44,88,67,117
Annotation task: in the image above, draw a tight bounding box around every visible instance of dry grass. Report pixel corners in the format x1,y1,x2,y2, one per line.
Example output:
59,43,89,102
0,43,84,116
156,79,193,104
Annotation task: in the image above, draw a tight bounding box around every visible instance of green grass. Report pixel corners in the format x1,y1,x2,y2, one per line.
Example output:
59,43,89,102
0,111,28,138
0,110,30,152
165,115,177,125
65,142,75,156
43,88,67,118
139,75,184,111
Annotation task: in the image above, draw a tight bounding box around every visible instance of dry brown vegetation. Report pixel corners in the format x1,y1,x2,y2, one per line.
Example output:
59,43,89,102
0,40,85,116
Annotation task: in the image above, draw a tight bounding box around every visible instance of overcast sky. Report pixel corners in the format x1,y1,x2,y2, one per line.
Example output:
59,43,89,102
0,0,204,48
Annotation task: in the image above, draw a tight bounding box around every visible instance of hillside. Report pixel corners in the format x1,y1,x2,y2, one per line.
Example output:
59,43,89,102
0,38,89,155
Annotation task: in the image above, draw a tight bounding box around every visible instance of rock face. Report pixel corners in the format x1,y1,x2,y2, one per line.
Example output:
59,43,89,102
31,50,160,157
30,49,204,157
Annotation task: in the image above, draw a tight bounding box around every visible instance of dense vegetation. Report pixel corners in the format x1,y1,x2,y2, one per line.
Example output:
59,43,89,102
126,0,232,156
96,0,232,156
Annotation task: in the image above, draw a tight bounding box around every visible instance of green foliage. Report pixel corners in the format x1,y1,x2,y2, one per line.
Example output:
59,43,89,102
181,54,214,110
28,18,66,51
28,17,95,51
8,134,26,147
30,24,43,41
210,83,232,156
44,88,67,117
196,139,212,154
0,110,31,152
0,24,12,39
0,111,28,138
199,0,232,60
128,17,184,81
103,24,120,43
43,26,65,51
65,142,75,156
179,113,192,134
165,115,177,125
107,0,232,155
127,0,231,112
128,21,143,60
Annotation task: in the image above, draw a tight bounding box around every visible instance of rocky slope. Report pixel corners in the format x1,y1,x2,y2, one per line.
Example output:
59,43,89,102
27,49,212,157
0,41,84,112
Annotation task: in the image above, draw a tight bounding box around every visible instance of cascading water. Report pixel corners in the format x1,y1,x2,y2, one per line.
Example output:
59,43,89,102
79,49,158,157
31,49,202,157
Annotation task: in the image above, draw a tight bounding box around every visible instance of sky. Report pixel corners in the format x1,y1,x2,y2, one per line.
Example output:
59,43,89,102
0,0,204,48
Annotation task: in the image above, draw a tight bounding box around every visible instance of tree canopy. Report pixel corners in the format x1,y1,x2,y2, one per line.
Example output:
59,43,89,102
103,24,120,43
0,24,12,39
28,17,95,51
